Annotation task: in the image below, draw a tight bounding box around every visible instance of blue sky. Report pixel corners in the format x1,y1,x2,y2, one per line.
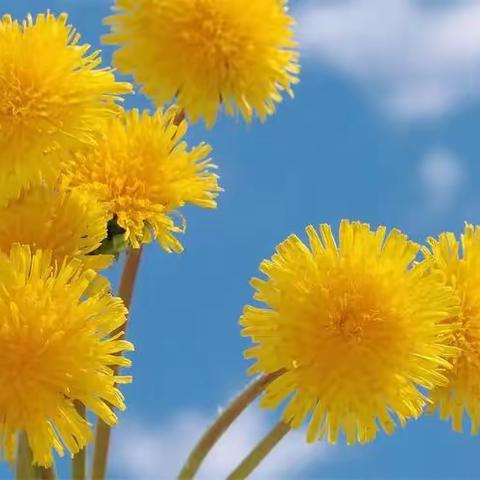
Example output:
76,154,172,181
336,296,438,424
7,0,480,478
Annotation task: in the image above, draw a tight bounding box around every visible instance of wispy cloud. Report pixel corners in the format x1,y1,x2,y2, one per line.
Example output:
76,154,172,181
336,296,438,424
112,406,330,479
296,0,480,120
404,147,470,235
417,148,466,212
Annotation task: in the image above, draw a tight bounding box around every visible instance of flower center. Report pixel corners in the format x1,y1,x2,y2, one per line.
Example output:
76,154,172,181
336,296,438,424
328,293,384,343
175,1,248,74
320,273,389,345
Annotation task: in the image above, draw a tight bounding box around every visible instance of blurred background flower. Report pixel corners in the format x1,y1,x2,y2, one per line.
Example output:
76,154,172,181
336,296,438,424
104,0,299,126
426,225,480,435
0,187,111,269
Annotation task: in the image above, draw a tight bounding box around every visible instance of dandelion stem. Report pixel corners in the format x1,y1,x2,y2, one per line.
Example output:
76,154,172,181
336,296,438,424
178,370,284,480
16,432,34,480
72,401,86,480
92,247,143,480
33,466,56,480
226,421,291,480
116,247,144,324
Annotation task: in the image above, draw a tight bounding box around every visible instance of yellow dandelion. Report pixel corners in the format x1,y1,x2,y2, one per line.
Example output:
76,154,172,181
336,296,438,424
103,0,299,127
0,245,133,466
62,107,220,252
241,220,459,445
425,224,480,433
0,187,111,270
0,12,131,206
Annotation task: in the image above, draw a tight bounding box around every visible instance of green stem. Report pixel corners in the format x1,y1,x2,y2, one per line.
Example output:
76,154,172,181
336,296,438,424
72,401,86,480
16,432,33,480
91,247,143,480
33,465,56,480
91,421,110,480
226,421,291,480
178,370,284,480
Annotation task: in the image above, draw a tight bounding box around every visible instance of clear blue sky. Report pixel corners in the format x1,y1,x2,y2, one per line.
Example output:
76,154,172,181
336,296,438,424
7,0,480,478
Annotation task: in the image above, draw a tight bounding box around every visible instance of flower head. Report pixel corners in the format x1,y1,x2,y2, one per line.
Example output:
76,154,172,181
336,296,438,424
0,245,133,466
241,220,459,445
0,12,131,206
104,0,299,127
425,224,480,433
0,187,111,270
62,108,220,252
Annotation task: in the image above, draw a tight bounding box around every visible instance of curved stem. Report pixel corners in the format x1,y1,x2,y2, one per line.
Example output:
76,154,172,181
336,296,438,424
178,370,284,480
16,432,33,480
72,402,86,480
116,247,144,323
226,421,291,480
92,247,144,480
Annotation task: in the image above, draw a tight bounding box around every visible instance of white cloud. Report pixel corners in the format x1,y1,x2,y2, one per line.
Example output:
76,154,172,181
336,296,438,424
418,148,466,212
112,406,330,479
296,0,480,120
403,147,472,235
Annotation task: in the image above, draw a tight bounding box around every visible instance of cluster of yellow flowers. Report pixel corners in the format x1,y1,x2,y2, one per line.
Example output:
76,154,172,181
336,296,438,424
0,11,135,468
4,0,478,477
0,0,299,474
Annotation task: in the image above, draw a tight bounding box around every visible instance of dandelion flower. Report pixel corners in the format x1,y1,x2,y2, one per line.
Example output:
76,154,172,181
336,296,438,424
241,220,459,445
0,245,133,466
0,12,131,206
425,224,480,433
62,107,220,252
0,186,111,270
104,0,299,127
